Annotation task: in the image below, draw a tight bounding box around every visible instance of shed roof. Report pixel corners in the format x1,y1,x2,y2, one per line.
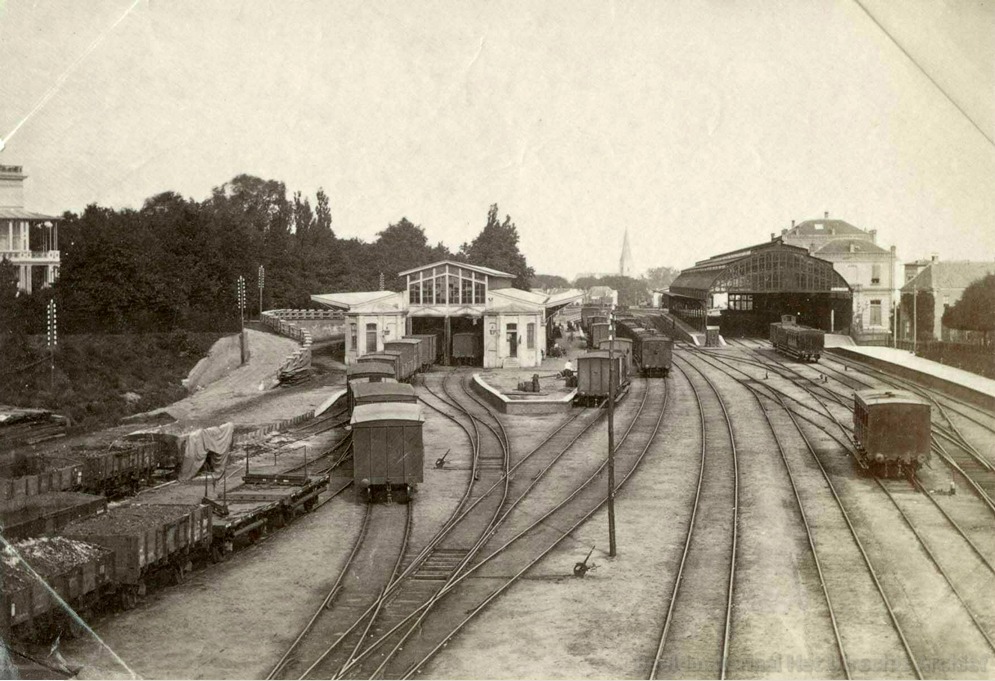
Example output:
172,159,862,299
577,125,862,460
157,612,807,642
351,402,424,424
0,207,58,221
310,291,400,311
398,259,513,279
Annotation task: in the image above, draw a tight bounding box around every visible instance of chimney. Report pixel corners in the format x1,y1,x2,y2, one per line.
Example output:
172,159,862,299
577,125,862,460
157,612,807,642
869,229,877,243
781,228,787,237
890,245,896,255
930,254,939,264
824,211,829,219
771,232,776,242
791,219,796,228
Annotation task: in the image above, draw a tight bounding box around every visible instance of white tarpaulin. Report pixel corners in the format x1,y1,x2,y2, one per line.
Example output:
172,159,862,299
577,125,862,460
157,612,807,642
177,422,235,480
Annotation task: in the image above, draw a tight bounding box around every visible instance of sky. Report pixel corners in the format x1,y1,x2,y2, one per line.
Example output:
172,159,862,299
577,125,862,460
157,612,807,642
0,0,993,280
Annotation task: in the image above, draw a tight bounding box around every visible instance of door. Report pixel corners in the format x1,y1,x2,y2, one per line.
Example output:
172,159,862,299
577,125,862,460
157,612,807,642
506,323,518,357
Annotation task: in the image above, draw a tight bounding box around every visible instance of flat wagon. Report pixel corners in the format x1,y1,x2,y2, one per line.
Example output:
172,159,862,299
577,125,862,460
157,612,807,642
61,503,213,608
452,332,482,365
383,339,422,381
350,402,424,503
404,334,438,369
2,536,116,641
769,314,824,362
574,350,629,406
853,389,931,478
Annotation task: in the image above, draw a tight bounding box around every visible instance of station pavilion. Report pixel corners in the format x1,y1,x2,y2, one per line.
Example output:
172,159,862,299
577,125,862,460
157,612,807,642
666,237,853,337
312,260,582,368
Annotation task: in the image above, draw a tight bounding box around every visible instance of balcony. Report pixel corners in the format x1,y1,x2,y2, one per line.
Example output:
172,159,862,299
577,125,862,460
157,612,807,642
0,249,60,264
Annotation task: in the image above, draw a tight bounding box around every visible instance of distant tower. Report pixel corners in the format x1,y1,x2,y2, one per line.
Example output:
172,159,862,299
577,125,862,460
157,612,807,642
619,228,635,277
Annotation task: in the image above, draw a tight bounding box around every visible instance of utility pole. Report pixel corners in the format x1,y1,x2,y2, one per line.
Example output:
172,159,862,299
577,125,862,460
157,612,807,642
46,300,57,391
607,304,617,558
258,265,265,320
237,275,247,365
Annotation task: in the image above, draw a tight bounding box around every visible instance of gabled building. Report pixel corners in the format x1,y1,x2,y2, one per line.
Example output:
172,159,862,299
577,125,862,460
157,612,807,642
0,164,60,293
899,258,995,342
312,260,583,368
781,212,898,344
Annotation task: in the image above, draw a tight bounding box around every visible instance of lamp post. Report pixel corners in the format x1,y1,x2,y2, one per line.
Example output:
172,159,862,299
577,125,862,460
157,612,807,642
258,265,265,320
607,304,617,558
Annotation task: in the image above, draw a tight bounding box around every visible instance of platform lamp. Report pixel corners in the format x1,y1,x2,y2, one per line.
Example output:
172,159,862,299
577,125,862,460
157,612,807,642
607,304,617,558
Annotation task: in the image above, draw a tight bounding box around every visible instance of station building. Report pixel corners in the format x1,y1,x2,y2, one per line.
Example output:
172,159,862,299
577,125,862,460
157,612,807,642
666,237,852,337
312,260,582,368
0,164,60,293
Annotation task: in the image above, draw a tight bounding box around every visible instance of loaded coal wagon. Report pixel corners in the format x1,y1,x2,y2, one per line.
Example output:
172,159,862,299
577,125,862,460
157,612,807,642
2,536,116,641
350,402,424,503
769,314,824,362
574,350,629,406
853,390,931,478
72,441,163,497
61,503,213,608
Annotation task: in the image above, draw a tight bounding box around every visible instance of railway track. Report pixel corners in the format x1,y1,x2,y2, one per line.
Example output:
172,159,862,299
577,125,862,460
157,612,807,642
651,356,738,679
688,345,995,671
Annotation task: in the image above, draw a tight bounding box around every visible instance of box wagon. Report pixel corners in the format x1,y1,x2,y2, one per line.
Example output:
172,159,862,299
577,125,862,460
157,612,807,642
350,402,424,503
346,361,397,384
598,338,633,376
636,334,672,377
589,322,611,349
358,351,404,381
769,314,824,362
575,350,629,406
404,334,438,369
452,332,482,365
383,339,421,381
2,537,116,641
853,390,931,478
61,503,212,608
350,382,417,410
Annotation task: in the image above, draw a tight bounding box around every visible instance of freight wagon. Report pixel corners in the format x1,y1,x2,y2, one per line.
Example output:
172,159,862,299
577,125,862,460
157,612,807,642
350,382,417,410
769,315,824,362
383,339,422,381
589,322,611,349
574,350,629,406
2,537,116,641
346,362,397,384
598,338,633,376
635,334,672,376
853,390,931,478
404,334,438,369
0,492,107,541
350,402,424,503
357,351,405,381
61,503,213,609
452,332,482,365
73,442,161,497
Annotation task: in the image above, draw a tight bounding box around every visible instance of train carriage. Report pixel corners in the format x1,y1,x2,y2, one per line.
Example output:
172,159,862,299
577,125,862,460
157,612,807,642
598,338,633,377
636,334,672,377
452,332,482,365
574,350,629,406
769,315,824,362
853,390,931,478
404,334,438,370
350,402,424,503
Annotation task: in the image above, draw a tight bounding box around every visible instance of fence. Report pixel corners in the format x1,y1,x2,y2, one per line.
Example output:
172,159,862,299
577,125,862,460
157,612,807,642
261,309,320,383
896,339,995,380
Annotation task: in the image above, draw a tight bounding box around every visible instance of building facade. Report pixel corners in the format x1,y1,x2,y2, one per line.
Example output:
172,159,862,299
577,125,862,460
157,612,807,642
899,258,995,342
0,165,60,293
780,213,897,344
313,261,582,369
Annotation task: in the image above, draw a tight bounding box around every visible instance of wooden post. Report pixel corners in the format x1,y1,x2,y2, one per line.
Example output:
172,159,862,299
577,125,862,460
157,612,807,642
607,307,617,558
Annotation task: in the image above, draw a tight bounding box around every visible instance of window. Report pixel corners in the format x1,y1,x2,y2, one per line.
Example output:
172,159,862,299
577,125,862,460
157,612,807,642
350,323,357,350
448,275,459,305
461,277,473,305
871,264,881,285
424,277,434,305
366,323,378,353
409,281,421,304
728,293,753,311
474,281,485,304
869,300,882,327
527,323,535,349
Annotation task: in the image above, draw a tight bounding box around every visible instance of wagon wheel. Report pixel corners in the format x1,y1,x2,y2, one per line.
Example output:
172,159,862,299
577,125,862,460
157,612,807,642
120,587,138,610
303,498,317,513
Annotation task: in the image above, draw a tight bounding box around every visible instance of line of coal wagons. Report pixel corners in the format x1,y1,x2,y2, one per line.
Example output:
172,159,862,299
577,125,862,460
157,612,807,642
344,334,439,503
574,309,673,406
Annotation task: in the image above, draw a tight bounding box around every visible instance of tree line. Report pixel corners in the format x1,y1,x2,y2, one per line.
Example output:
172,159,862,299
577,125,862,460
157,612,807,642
1,174,535,339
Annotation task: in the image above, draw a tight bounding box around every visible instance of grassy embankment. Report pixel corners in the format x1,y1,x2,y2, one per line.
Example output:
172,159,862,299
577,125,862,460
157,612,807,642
0,331,222,431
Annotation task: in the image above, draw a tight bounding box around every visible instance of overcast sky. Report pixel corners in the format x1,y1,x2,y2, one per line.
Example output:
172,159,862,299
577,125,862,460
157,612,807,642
1,0,992,280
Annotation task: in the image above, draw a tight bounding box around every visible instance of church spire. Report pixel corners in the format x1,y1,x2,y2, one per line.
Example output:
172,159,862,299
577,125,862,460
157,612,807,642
619,228,635,277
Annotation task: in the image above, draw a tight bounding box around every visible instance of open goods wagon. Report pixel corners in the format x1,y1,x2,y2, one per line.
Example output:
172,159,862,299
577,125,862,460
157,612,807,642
358,351,405,381
1,492,107,541
61,503,212,609
73,442,163,497
853,390,931,478
404,334,438,369
206,473,327,560
383,339,422,381
350,402,424,503
769,314,824,362
2,537,116,641
574,350,629,406
452,332,482,365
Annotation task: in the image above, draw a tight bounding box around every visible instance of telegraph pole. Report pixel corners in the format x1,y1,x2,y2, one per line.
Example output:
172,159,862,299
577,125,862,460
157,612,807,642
607,304,617,557
237,276,247,365
258,265,265,320
46,300,57,391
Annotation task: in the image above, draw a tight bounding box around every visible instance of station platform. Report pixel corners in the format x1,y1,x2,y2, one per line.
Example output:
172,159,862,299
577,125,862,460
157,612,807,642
827,345,995,412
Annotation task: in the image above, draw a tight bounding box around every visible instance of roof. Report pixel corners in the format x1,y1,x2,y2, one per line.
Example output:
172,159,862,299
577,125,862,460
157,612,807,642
310,291,400,310
484,302,544,315
0,207,58,221
788,219,869,238
350,382,416,400
351,402,424,425
854,389,930,408
347,362,395,378
579,350,624,360
544,289,585,311
397,259,514,279
814,239,891,255
903,261,995,292
384,338,422,346
359,351,402,360
492,288,548,305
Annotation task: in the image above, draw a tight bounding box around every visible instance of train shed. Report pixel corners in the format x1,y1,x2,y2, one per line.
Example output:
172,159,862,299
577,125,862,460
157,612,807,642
667,238,852,337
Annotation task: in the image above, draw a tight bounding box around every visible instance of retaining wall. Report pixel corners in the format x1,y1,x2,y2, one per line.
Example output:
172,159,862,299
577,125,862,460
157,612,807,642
471,374,576,414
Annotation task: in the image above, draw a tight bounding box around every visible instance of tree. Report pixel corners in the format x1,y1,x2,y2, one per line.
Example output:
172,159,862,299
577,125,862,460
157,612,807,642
532,273,571,290
942,273,995,345
370,218,450,291
573,275,649,307
643,265,680,292
460,204,534,290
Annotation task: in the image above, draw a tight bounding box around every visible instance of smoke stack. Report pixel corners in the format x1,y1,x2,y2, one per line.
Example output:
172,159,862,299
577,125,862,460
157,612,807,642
890,245,896,255
869,229,877,243
824,211,829,219
791,219,795,228
781,228,787,237
771,232,776,242
930,254,939,263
